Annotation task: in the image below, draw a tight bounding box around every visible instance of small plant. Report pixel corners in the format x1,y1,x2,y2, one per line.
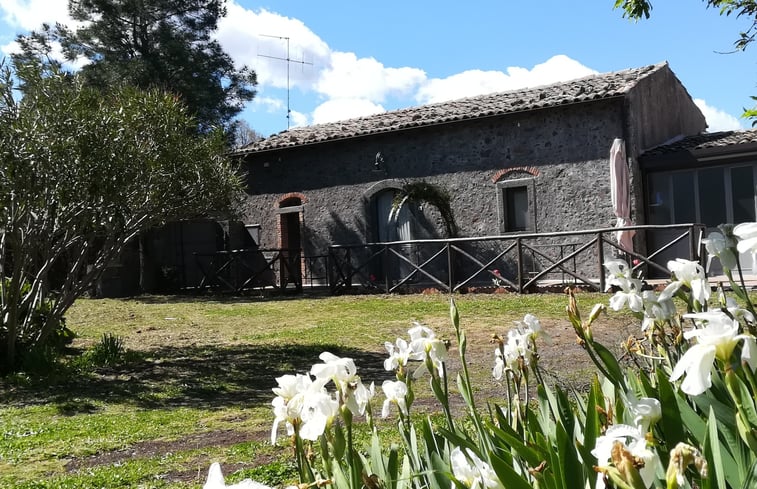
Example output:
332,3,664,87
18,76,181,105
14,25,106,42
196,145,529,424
84,333,125,368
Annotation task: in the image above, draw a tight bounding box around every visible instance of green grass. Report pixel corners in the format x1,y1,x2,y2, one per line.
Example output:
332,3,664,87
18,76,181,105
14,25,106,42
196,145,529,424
0,291,623,488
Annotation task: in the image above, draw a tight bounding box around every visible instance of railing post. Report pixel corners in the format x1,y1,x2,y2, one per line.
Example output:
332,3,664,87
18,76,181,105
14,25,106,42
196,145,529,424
345,248,352,291
516,237,523,293
689,225,698,263
447,242,454,293
327,250,334,293
384,245,390,293
597,232,605,292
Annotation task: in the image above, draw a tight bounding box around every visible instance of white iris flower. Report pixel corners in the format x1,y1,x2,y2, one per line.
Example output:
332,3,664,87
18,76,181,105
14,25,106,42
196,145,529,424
604,259,644,312
734,222,757,269
384,337,415,371
702,231,737,270
310,352,373,416
204,462,273,489
270,373,337,444
450,447,503,489
380,379,408,418
663,259,710,306
591,424,659,489
408,322,447,378
670,311,757,395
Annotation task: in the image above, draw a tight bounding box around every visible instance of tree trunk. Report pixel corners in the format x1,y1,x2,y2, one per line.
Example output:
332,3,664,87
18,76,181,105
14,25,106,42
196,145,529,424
3,259,24,372
139,231,157,293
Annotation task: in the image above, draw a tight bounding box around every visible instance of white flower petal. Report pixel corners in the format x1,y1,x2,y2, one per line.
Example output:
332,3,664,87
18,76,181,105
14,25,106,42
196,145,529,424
671,344,716,395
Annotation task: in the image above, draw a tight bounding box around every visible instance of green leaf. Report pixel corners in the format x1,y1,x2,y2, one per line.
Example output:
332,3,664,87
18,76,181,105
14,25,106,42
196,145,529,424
725,369,757,454
741,458,757,489
591,340,627,390
487,451,535,489
397,455,413,489
577,377,602,469
330,458,351,489
387,445,399,489
555,418,584,489
704,407,727,489
485,418,545,467
333,424,347,461
656,368,686,447
555,386,576,436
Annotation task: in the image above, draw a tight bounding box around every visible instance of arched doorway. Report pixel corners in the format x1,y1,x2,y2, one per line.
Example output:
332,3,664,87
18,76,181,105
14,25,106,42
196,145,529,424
278,196,303,288
373,189,417,283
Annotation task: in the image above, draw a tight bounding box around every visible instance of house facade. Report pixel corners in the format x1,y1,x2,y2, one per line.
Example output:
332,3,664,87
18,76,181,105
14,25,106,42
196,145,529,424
236,62,706,287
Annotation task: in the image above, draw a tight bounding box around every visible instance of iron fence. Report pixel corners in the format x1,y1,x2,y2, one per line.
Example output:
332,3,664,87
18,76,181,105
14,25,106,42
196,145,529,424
327,224,705,294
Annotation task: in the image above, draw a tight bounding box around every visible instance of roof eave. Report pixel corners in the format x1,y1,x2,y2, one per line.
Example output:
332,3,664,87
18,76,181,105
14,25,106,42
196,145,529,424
640,141,757,171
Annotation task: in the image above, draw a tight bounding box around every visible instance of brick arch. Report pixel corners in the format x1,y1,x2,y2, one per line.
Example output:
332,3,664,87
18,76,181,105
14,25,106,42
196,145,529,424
278,192,307,207
491,166,541,183
363,180,403,200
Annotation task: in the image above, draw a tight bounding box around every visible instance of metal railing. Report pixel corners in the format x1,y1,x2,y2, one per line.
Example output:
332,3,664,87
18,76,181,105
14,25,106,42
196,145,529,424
194,248,303,293
327,224,705,294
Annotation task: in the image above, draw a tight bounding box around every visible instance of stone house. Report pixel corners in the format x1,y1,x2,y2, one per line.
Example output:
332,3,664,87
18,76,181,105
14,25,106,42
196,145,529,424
235,62,707,287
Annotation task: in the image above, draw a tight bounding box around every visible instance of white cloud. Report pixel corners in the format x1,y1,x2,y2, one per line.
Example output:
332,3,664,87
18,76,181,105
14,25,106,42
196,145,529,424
694,98,747,132
253,96,285,113
1,35,89,70
0,2,605,132
289,110,309,128
416,55,597,104
0,1,88,67
216,4,427,126
312,98,385,125
315,52,426,102
217,4,329,90
0,0,70,30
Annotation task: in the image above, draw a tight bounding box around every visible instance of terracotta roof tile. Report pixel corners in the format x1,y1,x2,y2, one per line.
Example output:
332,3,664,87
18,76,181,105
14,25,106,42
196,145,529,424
238,62,668,154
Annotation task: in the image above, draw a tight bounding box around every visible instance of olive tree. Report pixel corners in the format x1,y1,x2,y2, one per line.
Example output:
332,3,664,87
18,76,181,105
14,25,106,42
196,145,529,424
0,60,242,372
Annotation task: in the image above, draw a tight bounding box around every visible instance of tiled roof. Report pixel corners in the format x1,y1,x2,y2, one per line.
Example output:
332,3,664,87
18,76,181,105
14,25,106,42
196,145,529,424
642,128,757,157
238,62,669,154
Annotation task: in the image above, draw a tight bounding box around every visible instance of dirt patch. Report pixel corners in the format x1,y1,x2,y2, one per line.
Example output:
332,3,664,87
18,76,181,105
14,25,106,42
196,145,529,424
65,428,281,485
65,429,261,472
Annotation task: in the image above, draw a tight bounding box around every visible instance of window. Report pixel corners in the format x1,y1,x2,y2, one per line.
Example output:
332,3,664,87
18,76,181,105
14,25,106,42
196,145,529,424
505,186,529,231
497,178,535,233
646,164,757,226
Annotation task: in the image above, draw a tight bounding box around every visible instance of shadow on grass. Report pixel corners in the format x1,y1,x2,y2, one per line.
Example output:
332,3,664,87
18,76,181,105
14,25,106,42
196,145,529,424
1,343,394,410
126,289,369,305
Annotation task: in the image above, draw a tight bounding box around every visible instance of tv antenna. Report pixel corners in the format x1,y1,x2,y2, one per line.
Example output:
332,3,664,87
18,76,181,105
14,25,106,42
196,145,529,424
258,35,312,130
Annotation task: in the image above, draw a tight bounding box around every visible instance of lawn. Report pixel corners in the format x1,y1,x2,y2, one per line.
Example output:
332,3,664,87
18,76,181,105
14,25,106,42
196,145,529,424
0,291,635,488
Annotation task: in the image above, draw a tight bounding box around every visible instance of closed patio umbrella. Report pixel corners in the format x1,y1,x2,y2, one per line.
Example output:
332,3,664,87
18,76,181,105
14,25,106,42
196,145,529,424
610,138,635,252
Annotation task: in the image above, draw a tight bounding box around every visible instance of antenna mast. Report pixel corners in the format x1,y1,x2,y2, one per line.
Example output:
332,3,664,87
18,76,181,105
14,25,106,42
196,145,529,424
258,35,312,130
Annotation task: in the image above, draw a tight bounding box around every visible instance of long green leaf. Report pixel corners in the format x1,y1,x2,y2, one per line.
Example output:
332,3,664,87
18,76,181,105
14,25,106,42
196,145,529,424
577,377,601,469
741,458,757,489
485,419,545,467
487,451,536,489
656,368,692,445
330,458,351,489
590,340,627,390
555,418,585,489
705,407,727,489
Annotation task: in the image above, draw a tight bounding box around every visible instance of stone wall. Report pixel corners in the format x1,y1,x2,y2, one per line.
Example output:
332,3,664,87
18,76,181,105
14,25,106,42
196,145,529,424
243,99,625,253
240,99,634,285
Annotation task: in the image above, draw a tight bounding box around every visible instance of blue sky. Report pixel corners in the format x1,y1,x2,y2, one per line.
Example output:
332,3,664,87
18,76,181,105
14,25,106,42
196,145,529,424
0,1,754,138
